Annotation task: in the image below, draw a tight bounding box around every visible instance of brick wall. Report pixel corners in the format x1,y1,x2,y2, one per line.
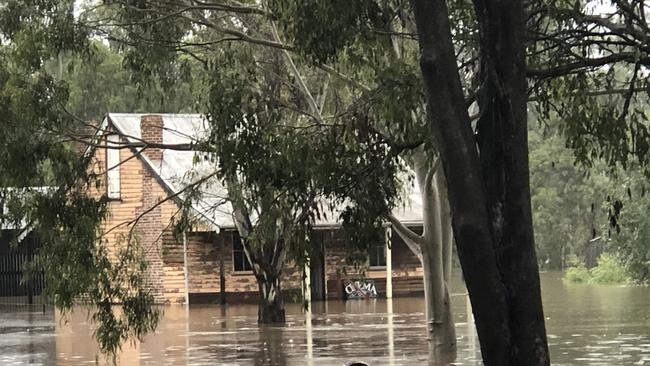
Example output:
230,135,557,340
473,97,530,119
320,228,424,299
218,231,302,302
161,228,303,304
89,122,183,304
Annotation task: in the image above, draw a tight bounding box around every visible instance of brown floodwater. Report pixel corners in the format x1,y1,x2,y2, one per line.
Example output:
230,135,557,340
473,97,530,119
1,271,650,365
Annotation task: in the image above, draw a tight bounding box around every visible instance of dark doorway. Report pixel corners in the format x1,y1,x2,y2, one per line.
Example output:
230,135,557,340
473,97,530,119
310,231,326,301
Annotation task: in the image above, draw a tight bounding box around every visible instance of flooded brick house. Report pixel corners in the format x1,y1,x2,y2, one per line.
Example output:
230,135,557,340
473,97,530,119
90,113,426,304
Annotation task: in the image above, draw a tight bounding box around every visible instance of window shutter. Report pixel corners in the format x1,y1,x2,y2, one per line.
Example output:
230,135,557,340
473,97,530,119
106,134,121,199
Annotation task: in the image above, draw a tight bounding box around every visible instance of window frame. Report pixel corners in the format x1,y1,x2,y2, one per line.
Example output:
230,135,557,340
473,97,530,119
368,239,387,269
232,231,253,272
106,133,121,200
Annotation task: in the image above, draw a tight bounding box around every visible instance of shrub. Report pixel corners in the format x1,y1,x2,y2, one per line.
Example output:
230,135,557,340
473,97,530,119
564,264,591,283
563,254,631,284
590,254,631,284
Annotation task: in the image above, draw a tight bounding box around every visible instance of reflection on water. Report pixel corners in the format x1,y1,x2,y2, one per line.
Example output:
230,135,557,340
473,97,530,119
1,272,650,365
0,310,54,365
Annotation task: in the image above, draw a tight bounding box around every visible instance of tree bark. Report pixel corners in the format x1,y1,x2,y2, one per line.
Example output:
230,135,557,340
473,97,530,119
390,154,456,356
410,0,550,364
420,241,456,352
257,271,286,324
416,156,456,353
473,0,550,362
230,191,287,325
410,0,515,364
437,170,454,285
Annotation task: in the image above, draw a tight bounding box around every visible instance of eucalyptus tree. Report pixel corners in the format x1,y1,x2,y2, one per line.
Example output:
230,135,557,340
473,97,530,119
198,42,333,323
407,0,650,363
0,1,159,358
271,0,551,363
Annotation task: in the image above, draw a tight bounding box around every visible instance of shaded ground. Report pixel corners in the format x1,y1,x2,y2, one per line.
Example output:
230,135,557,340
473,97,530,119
1,272,650,365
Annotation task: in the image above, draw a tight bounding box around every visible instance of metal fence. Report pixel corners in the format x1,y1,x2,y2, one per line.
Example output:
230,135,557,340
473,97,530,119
0,230,46,308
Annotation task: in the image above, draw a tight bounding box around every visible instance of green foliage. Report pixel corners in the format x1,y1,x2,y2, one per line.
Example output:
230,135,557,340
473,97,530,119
564,264,591,283
528,119,650,282
48,42,197,121
564,254,631,284
530,4,650,174
102,0,194,90
89,236,160,356
605,172,650,282
269,0,390,63
529,121,610,269
590,254,631,284
0,2,161,359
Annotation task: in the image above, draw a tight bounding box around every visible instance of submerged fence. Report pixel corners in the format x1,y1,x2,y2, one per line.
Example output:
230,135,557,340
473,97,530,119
0,230,47,310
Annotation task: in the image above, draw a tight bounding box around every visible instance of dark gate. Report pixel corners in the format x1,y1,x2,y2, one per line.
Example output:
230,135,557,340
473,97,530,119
0,229,45,305
310,231,326,301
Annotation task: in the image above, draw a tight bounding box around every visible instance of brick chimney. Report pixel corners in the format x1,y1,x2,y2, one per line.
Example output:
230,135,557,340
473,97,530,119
138,114,165,303
140,114,164,161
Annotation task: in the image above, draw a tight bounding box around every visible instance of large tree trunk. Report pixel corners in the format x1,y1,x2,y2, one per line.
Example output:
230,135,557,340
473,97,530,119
391,153,456,356
421,243,456,352
410,0,517,364
257,271,286,324
473,0,549,362
416,158,456,353
409,0,549,364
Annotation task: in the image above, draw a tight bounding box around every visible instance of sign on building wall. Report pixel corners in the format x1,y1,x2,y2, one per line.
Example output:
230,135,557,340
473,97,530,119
344,279,378,299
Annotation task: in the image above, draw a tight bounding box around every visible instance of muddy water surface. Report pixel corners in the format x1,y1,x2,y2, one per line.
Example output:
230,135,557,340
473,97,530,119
1,272,650,365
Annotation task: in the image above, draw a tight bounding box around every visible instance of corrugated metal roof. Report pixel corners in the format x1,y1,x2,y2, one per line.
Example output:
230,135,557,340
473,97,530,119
105,113,423,231
107,113,234,230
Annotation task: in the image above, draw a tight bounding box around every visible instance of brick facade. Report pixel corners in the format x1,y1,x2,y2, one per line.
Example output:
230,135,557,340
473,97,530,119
322,230,424,299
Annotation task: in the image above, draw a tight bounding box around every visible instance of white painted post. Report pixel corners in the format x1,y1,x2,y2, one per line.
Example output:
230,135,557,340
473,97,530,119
387,298,395,364
182,231,190,305
304,261,311,304
385,227,393,299
306,308,314,366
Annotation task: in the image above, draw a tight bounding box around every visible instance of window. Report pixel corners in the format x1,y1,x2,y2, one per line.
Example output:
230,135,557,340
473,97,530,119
106,134,121,199
368,240,386,267
232,231,253,272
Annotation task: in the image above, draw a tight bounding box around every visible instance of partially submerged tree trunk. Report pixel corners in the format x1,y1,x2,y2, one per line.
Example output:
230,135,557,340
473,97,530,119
389,151,456,355
473,0,549,361
420,240,455,351
257,271,286,324
231,197,287,325
410,0,550,364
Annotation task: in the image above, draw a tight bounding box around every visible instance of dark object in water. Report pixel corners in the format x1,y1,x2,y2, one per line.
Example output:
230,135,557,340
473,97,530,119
345,362,369,366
